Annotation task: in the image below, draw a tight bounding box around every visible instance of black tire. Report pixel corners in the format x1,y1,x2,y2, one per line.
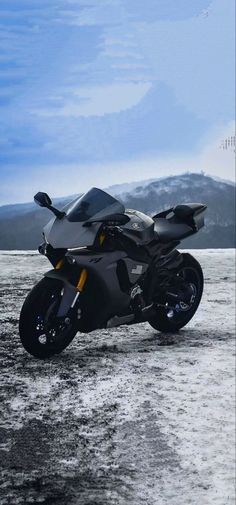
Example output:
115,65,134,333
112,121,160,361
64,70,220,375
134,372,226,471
148,253,204,333
19,278,77,359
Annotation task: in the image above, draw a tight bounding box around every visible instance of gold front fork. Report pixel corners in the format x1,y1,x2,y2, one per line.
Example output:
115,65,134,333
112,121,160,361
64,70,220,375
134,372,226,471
76,268,88,292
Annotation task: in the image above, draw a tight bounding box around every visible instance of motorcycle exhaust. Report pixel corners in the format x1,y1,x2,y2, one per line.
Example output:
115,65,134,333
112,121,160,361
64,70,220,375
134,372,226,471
106,303,157,328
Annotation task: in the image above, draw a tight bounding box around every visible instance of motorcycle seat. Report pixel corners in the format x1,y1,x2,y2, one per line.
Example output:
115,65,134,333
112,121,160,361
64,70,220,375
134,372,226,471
154,218,193,243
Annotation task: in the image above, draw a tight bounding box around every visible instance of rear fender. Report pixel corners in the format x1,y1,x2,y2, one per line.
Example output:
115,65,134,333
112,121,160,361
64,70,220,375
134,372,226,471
156,249,183,270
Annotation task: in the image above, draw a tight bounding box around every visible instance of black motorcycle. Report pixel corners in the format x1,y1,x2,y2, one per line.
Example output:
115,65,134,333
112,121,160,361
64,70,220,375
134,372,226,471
19,187,207,358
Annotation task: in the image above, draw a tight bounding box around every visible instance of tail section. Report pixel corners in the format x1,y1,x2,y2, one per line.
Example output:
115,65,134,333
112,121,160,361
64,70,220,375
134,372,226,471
153,203,207,243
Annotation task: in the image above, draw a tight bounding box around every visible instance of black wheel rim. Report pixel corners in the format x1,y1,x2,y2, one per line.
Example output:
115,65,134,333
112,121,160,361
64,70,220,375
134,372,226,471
166,266,201,321
33,287,72,350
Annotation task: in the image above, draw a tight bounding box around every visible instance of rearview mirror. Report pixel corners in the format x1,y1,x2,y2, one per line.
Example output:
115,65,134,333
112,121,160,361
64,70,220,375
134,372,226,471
33,191,66,219
34,192,52,208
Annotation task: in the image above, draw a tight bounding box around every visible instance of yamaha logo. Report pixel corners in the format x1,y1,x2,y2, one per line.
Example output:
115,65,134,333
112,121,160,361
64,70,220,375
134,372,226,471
132,222,140,230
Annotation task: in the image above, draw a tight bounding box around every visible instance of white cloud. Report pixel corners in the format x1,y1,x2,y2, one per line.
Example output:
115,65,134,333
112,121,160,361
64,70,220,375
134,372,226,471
102,49,144,59
111,63,148,69
33,82,152,117
130,0,235,121
2,121,234,205
103,37,137,48
59,2,126,27
0,0,234,204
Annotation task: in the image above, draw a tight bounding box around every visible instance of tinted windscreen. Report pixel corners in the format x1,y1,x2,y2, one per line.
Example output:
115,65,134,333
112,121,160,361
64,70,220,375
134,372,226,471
66,188,122,222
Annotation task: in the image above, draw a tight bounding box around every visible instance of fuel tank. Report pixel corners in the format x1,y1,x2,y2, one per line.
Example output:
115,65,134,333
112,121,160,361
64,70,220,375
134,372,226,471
122,209,155,245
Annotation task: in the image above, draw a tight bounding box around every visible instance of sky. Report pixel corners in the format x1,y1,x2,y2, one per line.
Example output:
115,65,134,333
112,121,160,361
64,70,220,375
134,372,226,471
0,0,235,204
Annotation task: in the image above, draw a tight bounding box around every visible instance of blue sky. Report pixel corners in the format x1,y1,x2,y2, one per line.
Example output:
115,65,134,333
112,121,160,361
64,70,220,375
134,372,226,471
0,0,235,204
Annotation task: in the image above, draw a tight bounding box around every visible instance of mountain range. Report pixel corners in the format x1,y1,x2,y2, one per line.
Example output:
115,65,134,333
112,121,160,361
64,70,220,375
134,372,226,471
0,173,235,249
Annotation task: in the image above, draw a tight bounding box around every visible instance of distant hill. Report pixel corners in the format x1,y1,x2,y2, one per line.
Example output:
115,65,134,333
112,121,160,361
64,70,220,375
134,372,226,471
0,173,235,249
114,173,235,249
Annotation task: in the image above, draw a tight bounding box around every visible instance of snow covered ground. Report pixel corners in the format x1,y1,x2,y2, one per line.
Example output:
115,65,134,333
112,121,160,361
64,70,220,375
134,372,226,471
0,250,235,505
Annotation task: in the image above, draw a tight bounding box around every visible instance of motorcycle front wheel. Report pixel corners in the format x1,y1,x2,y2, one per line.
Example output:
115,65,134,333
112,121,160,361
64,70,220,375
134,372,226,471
19,278,77,359
148,253,204,333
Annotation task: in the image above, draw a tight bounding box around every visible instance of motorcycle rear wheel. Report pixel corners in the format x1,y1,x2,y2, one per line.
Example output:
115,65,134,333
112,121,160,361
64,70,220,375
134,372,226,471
19,278,77,359
148,253,204,333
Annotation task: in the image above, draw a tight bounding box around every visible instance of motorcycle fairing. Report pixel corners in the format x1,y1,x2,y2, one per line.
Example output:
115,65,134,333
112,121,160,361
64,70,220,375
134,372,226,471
44,248,150,329
44,245,186,332
44,217,102,249
43,188,125,249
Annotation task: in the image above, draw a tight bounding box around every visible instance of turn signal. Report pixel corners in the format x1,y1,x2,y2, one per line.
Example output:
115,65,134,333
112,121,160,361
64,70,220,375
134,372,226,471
99,233,105,245
55,258,64,269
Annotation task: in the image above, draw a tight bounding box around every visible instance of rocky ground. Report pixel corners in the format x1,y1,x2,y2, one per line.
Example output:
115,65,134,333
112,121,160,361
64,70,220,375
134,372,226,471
0,250,235,505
